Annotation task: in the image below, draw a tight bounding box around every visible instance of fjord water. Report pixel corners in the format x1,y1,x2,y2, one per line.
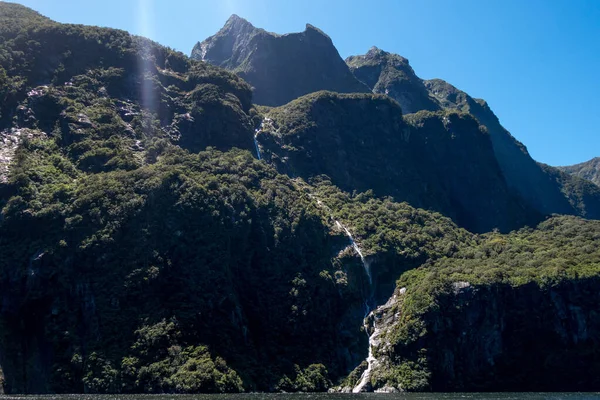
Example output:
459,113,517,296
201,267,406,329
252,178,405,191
1,394,599,400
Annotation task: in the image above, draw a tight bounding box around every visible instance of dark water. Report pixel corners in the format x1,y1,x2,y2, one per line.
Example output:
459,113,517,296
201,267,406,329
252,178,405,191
1,394,599,400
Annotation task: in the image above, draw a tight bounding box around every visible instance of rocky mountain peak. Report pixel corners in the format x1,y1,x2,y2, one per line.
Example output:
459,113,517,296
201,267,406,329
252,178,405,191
191,16,369,106
346,48,438,114
222,14,256,33
304,23,329,37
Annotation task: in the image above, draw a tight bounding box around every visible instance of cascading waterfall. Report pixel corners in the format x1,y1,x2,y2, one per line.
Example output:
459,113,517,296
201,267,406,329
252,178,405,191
352,306,380,392
334,221,371,285
253,129,261,160
307,193,371,287
306,192,378,392
332,219,378,392
253,117,274,160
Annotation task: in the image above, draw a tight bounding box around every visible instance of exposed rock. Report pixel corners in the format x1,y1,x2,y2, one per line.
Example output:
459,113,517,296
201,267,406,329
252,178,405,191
346,47,439,114
559,157,600,187
345,47,600,223
0,128,46,183
192,15,370,106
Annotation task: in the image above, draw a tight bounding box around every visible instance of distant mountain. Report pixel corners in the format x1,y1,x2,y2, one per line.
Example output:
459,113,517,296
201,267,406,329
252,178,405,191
191,15,370,106
559,157,600,187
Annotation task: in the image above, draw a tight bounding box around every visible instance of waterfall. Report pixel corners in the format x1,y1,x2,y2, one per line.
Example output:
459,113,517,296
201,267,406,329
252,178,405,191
332,219,379,392
253,130,261,160
334,220,371,285
306,193,379,392
352,307,381,393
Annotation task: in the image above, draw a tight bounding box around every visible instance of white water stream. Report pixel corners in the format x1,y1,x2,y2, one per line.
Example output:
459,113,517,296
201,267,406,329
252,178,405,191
334,220,371,285
352,311,381,393
253,130,261,160
307,193,378,392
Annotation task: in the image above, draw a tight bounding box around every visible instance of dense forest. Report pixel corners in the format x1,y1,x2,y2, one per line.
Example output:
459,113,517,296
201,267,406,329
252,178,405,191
1,2,599,394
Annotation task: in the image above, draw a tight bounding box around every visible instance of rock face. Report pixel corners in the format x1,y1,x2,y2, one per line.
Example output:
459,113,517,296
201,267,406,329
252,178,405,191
345,47,600,222
371,279,600,391
426,279,600,391
424,78,581,217
191,15,370,106
346,47,439,114
559,157,600,187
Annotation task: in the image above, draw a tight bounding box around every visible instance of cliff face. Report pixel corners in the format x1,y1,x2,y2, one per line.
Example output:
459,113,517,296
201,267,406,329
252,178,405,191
368,279,600,392
424,78,580,217
426,279,600,391
344,216,600,392
192,16,370,106
344,48,600,223
258,91,539,233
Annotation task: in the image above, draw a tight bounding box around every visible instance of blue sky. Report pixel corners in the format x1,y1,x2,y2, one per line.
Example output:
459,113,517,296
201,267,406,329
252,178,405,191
9,0,600,166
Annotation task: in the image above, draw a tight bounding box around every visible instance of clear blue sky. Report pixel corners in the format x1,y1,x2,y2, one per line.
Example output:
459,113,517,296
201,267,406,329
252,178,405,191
8,0,600,166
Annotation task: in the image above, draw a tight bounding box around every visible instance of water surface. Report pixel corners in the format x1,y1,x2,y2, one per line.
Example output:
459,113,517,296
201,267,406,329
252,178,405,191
1,393,599,400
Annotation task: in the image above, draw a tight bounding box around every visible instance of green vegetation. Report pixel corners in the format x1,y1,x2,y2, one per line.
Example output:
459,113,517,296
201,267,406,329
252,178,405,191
1,2,600,394
261,91,538,233
372,215,600,391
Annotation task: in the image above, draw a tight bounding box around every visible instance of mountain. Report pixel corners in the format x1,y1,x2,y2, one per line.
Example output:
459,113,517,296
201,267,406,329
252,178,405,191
257,90,539,233
559,157,600,187
191,15,370,106
346,46,439,114
2,4,600,394
423,78,585,217
345,47,600,221
192,18,600,225
0,4,363,393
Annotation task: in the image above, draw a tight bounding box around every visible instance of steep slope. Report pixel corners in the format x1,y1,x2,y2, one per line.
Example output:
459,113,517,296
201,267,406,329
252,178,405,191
257,91,539,233
345,48,600,222
0,4,371,393
424,79,578,217
191,15,370,106
559,157,600,187
538,163,600,218
346,47,439,114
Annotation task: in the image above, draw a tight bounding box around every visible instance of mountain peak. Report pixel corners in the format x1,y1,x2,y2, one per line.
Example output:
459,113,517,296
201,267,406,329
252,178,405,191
366,46,385,56
304,23,330,39
345,48,432,113
192,17,369,106
224,14,254,29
